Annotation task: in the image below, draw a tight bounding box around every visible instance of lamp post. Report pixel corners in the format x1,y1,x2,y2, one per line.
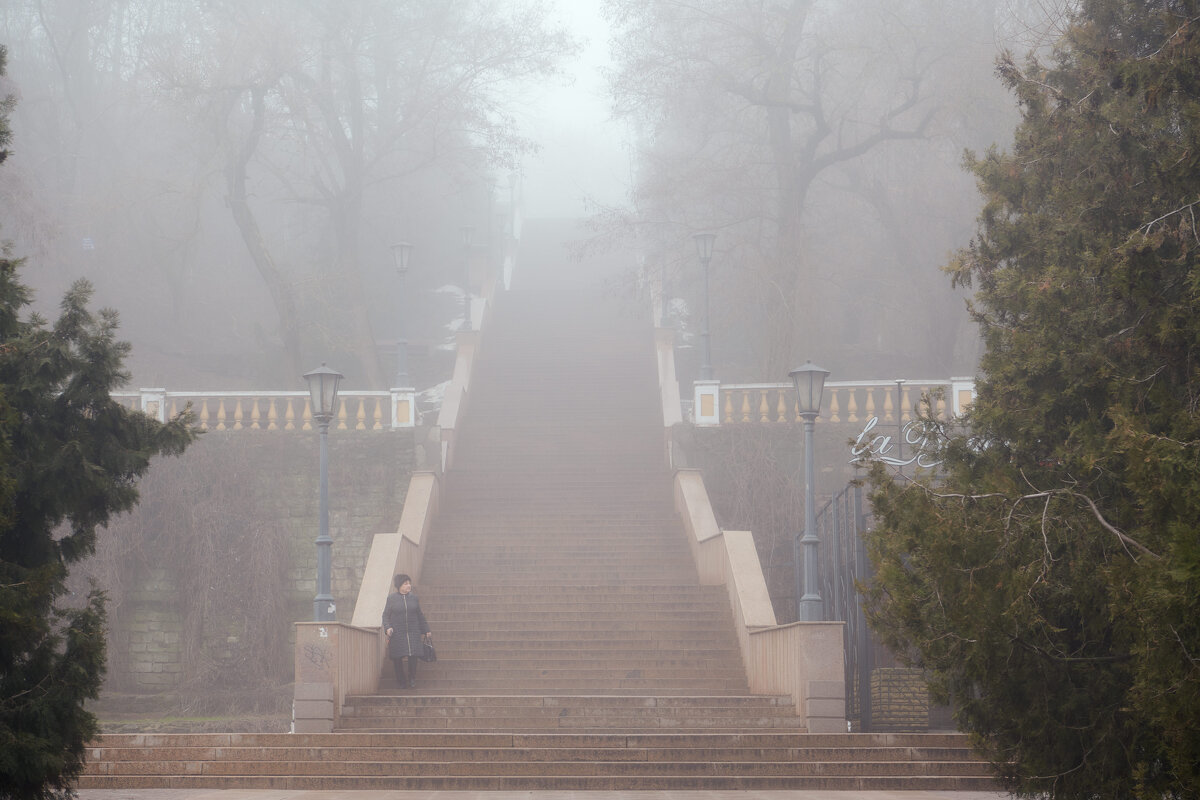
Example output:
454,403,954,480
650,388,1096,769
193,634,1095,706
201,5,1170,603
303,363,343,622
390,241,413,387
790,360,830,622
693,233,716,380
461,225,475,331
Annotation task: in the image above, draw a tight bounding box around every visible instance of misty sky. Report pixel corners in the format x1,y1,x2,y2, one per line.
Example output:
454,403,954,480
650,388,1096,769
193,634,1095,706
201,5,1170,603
518,1,631,218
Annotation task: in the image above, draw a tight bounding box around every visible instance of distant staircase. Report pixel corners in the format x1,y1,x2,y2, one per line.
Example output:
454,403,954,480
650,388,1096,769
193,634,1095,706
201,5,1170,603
80,220,996,790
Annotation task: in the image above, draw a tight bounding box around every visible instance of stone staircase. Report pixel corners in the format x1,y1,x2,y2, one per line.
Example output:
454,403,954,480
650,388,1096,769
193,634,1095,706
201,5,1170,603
79,220,996,790
82,731,994,790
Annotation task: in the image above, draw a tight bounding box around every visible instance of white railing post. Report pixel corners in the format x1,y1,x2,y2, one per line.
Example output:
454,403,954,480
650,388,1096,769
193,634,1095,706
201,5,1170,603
390,387,416,428
139,388,167,423
693,379,721,426
951,377,976,416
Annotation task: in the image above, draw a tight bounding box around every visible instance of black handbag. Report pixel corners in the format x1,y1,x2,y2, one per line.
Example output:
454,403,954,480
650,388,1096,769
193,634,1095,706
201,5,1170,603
420,640,437,662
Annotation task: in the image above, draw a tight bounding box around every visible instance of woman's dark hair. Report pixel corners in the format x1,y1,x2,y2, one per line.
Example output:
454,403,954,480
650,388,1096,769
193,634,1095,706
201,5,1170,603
393,573,412,590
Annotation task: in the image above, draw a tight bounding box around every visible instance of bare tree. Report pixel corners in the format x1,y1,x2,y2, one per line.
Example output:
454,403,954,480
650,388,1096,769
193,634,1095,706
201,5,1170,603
156,0,575,385
602,0,1041,378
1,0,575,386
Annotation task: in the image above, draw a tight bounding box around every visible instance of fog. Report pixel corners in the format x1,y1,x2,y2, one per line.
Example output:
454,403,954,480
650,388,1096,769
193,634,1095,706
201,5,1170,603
0,0,1071,391
518,1,632,217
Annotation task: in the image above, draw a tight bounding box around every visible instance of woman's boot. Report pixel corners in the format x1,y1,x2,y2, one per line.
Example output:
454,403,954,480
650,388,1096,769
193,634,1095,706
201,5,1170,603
393,657,409,690
405,655,418,689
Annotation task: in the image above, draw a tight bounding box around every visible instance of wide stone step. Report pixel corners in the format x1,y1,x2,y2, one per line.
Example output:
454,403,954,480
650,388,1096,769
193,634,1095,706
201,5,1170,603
81,731,997,791
339,699,800,729
422,620,729,633
424,602,732,614
416,643,739,655
420,556,695,566
429,518,680,529
418,573,702,585
418,582,717,593
420,546,692,557
79,775,1000,790
374,681,751,693
86,744,979,764
422,618,734,628
433,506,677,516
345,694,791,709
423,533,683,543
89,731,975,747
101,759,991,778
405,648,740,660
336,718,801,732
393,665,748,678
404,651,738,663
403,636,737,648
385,653,741,666
420,585,720,597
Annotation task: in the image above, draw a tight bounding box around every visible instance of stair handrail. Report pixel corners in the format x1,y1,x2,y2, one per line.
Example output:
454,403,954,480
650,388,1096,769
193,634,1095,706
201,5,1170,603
655,327,683,428
673,468,847,732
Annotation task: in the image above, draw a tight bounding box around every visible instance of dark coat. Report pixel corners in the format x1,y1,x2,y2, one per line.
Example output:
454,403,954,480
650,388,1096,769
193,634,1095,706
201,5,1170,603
383,591,430,659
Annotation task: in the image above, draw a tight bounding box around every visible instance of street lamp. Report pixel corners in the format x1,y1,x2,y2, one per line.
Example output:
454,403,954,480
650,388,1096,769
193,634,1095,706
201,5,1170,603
461,225,475,331
789,360,830,622
390,241,413,387
693,233,716,380
303,362,343,623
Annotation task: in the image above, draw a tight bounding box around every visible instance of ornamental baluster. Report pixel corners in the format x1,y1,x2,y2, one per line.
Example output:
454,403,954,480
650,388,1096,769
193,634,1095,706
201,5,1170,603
199,399,210,430
847,389,859,423
758,390,770,422
829,390,840,423
336,402,348,431
776,389,787,422
355,398,367,430
286,399,297,431
722,391,733,423
740,391,751,422
233,399,244,430
883,389,894,425
865,390,876,422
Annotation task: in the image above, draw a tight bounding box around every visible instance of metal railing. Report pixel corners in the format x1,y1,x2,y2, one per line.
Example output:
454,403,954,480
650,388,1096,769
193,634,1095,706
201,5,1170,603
812,483,874,731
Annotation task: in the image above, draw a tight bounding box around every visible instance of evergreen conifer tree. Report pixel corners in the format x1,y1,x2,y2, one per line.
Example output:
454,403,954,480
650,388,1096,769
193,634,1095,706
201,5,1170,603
864,2,1200,797
0,45,197,799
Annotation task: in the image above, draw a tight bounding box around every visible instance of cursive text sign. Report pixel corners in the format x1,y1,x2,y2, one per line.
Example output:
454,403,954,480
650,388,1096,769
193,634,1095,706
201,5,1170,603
850,416,943,468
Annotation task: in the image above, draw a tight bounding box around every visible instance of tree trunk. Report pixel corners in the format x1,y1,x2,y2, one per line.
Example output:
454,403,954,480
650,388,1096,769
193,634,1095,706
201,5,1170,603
224,88,304,383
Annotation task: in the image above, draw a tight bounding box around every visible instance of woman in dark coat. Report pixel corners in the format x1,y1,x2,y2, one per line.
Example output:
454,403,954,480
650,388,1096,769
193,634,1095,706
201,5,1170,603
383,573,431,689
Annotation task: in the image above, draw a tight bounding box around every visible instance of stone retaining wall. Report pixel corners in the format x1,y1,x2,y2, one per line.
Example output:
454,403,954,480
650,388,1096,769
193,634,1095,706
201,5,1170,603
82,427,434,694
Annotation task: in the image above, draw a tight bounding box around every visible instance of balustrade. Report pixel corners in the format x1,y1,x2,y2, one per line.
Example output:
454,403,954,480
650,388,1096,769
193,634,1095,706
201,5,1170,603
112,389,415,431
713,379,974,426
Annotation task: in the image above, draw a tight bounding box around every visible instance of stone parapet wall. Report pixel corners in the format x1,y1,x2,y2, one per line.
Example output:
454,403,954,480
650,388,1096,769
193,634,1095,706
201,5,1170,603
124,569,184,688
81,428,426,695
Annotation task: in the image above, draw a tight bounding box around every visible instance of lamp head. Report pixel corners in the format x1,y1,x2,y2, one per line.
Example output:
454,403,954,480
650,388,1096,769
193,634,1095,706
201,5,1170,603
693,232,716,263
303,362,344,421
390,241,413,276
789,360,830,416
